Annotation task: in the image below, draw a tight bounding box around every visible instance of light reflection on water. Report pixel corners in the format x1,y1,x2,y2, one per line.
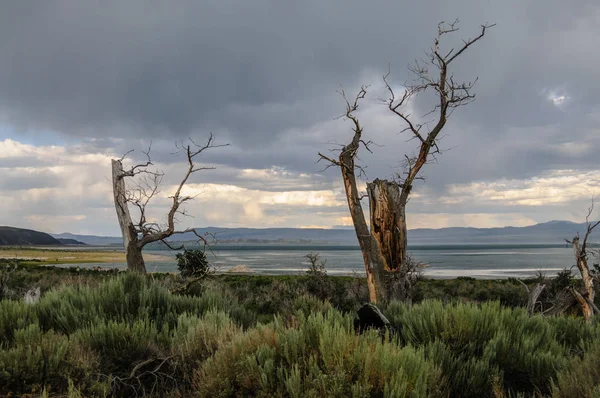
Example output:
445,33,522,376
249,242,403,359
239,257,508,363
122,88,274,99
59,244,577,279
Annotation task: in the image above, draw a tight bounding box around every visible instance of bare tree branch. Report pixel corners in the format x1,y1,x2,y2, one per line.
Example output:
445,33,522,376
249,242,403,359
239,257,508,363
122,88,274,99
562,196,600,320
382,22,494,204
112,134,229,272
137,134,229,248
318,21,492,303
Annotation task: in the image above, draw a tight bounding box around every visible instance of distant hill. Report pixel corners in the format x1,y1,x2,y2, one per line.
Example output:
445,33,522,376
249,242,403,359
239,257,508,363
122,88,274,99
56,238,87,245
53,221,596,246
51,233,122,246
407,220,588,245
0,226,63,246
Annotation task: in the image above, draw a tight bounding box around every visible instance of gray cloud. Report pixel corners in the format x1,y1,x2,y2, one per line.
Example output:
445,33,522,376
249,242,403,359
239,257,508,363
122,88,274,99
1,0,600,233
0,169,63,191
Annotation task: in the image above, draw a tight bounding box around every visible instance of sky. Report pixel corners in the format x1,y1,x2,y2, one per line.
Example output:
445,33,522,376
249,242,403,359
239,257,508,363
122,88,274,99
1,0,600,236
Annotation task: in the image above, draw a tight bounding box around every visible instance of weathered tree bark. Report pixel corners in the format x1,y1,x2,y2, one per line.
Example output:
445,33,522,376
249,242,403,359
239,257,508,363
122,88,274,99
535,202,600,320
527,284,546,315
367,179,407,273
543,286,599,319
125,240,146,273
337,119,387,303
569,235,596,321
517,279,546,315
570,287,593,320
367,179,411,301
112,159,147,273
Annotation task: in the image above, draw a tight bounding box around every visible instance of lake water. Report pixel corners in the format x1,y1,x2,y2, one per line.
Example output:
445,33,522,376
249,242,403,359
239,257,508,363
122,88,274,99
77,244,580,279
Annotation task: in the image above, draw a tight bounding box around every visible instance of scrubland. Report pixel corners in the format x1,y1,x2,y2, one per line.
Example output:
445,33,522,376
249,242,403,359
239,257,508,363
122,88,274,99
1,262,599,397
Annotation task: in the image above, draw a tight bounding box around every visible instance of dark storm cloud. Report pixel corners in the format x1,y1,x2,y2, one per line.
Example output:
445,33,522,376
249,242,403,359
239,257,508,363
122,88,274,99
1,0,599,189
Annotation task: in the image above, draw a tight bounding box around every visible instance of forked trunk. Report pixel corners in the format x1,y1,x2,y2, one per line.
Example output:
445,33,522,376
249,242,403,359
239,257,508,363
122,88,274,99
367,179,410,303
339,163,410,303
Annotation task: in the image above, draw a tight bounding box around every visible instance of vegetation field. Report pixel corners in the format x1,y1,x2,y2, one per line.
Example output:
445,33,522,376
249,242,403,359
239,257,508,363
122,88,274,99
0,247,169,266
2,261,600,397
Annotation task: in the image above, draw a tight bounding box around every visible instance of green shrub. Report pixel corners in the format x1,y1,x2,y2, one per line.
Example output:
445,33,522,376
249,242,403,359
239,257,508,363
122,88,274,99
33,272,255,334
0,323,105,396
76,318,169,373
177,249,211,278
552,339,600,397
292,294,333,317
385,300,584,396
4,270,600,397
194,310,446,397
0,299,33,344
305,253,334,301
171,311,241,387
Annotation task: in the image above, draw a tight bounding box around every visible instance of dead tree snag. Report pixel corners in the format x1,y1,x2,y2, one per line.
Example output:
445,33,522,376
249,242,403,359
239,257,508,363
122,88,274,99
319,21,493,304
112,134,228,273
563,199,600,321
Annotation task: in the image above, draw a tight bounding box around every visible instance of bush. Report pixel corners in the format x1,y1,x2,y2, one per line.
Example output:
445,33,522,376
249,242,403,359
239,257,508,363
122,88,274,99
305,253,331,298
0,273,258,396
3,270,600,396
0,262,17,301
0,299,34,344
194,310,446,397
171,311,241,387
0,324,106,396
33,272,248,334
385,300,585,396
552,339,600,397
176,249,211,278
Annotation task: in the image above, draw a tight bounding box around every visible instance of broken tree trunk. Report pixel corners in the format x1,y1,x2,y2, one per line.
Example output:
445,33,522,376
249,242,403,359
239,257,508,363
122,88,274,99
338,145,387,303
112,159,147,273
570,287,594,320
527,284,546,315
517,279,546,315
571,236,595,321
367,179,410,302
320,23,492,305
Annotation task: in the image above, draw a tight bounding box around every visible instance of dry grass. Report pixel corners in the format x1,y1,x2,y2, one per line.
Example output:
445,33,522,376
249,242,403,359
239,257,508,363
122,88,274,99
0,247,170,265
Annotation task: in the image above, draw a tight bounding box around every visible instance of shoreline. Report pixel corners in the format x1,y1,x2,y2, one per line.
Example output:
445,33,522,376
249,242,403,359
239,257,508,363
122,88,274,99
0,246,571,279
0,247,171,266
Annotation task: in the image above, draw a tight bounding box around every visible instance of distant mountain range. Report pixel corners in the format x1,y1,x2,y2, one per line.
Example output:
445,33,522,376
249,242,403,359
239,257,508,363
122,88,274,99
49,220,595,246
51,232,120,246
407,220,588,245
0,226,86,246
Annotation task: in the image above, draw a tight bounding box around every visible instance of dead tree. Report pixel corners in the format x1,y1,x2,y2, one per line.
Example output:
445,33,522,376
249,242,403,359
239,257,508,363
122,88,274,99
517,279,546,315
562,200,600,321
319,21,493,304
112,134,228,273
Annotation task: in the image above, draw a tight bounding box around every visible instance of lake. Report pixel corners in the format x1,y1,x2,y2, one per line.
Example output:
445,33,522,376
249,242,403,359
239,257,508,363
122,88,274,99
77,244,580,279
